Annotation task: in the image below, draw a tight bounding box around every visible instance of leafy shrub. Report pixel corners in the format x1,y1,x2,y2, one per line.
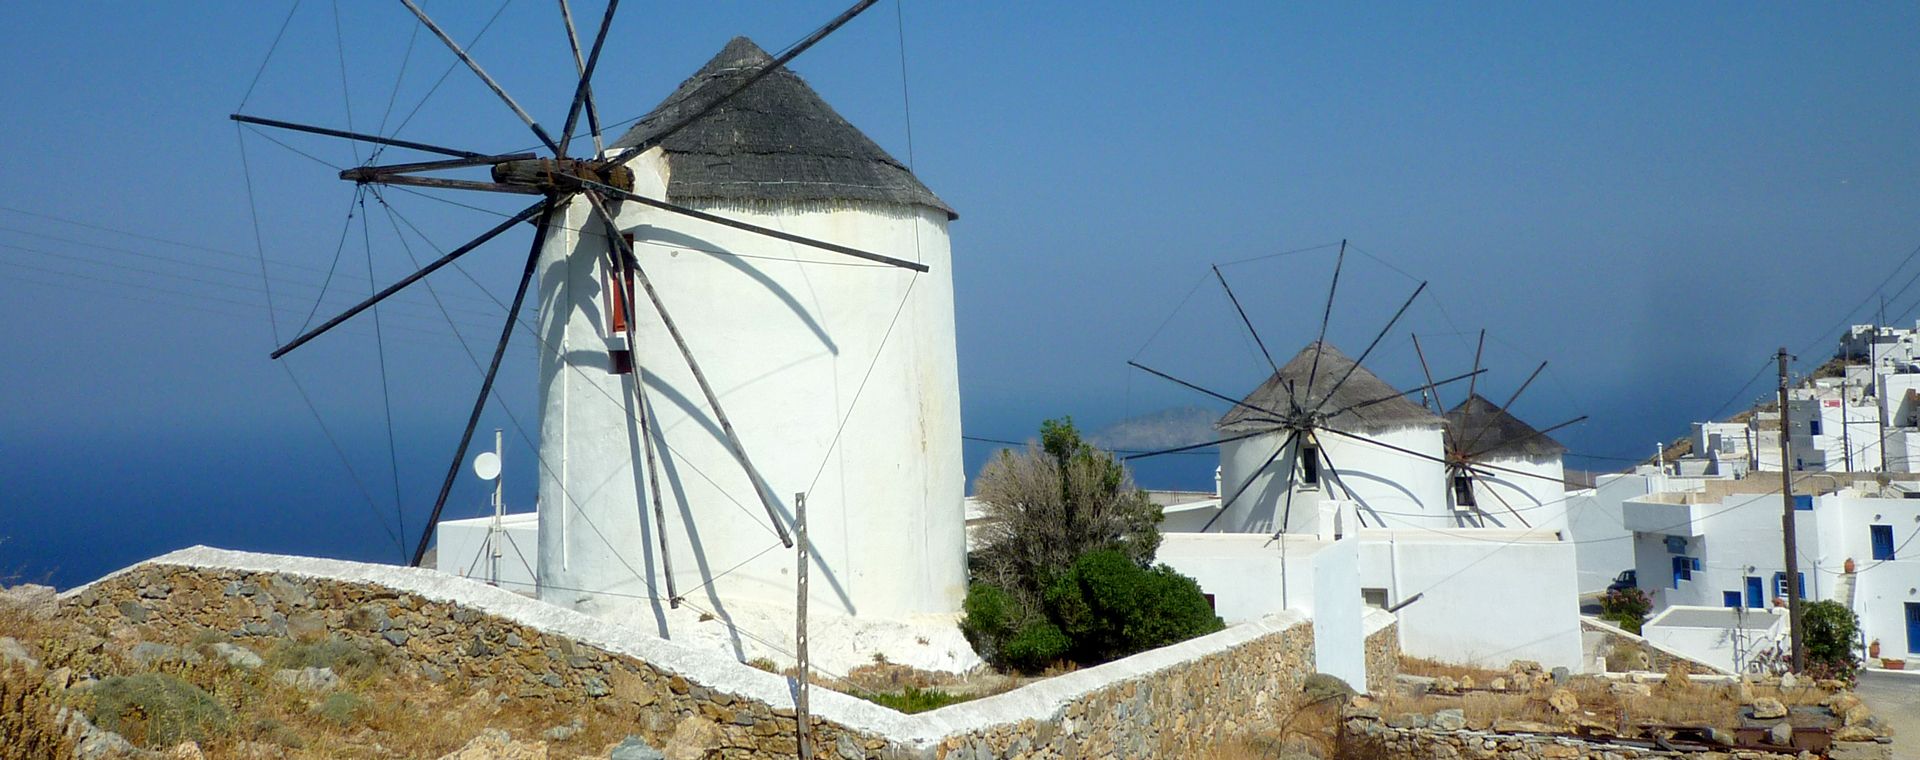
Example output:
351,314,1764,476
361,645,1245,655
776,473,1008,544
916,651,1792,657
999,620,1071,672
89,673,232,748
1802,599,1861,683
315,692,367,726
1599,587,1651,634
969,418,1164,598
1046,550,1223,664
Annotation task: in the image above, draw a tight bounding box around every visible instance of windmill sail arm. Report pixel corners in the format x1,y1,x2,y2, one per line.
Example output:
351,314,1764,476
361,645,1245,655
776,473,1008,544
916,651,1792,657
1126,360,1291,424
270,201,545,359
1322,367,1486,420
558,0,619,156
340,153,538,179
230,113,480,159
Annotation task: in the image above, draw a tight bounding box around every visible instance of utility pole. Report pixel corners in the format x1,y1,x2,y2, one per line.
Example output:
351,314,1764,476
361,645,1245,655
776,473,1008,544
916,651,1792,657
1777,348,1807,672
793,492,812,760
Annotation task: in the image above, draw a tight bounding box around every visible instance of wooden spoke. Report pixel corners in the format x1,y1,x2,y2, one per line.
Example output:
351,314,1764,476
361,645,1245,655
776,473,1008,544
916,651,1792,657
231,113,480,158
607,0,880,166
1311,281,1427,416
398,0,561,154
1320,367,1486,420
1464,415,1588,462
1461,360,1547,455
343,174,543,196
582,180,928,272
339,153,537,180
605,245,680,606
272,201,545,359
1459,330,1489,441
558,0,618,156
1213,264,1282,381
1122,429,1271,461
1126,360,1292,424
1302,240,1346,403
584,190,794,548
411,201,556,566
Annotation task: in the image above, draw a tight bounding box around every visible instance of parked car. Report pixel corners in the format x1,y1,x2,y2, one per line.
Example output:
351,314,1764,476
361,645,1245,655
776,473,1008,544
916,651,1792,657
1607,569,1637,593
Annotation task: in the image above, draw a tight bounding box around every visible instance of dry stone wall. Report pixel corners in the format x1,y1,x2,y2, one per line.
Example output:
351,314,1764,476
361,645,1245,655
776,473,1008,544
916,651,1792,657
60,547,1345,759
1363,618,1399,694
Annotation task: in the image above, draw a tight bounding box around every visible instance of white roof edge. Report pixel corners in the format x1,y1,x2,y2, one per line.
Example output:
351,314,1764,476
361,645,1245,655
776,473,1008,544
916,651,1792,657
61,546,1311,747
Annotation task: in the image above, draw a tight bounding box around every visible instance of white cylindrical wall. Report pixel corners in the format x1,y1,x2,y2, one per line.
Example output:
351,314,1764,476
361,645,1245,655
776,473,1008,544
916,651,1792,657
535,150,966,623
1215,426,1449,534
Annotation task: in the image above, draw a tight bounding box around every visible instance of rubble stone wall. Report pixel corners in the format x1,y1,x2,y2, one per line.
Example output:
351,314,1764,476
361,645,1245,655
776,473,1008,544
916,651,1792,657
1348,722,1816,760
1580,618,1724,676
1363,620,1398,694
60,548,1332,759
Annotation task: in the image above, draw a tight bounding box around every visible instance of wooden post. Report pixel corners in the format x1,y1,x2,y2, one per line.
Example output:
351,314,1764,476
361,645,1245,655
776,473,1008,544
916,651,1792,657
1777,347,1807,672
794,491,812,760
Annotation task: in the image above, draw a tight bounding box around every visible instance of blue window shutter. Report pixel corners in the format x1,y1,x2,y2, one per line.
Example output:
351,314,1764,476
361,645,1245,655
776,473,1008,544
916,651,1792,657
1873,525,1897,561
1793,495,1813,511
1774,572,1787,597
1692,557,1703,572
1798,572,1806,599
1723,591,1742,608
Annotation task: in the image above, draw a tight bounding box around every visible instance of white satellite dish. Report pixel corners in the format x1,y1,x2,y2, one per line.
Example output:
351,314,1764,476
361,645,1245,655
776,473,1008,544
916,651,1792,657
472,451,502,481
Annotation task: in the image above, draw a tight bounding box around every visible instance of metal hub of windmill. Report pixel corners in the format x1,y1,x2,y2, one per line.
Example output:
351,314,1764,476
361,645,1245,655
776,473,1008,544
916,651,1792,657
234,0,917,572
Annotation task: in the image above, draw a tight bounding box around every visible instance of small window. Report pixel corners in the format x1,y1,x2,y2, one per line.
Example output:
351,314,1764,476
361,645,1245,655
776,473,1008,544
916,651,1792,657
1872,525,1897,561
1793,495,1813,511
1299,444,1320,486
1362,588,1389,609
1451,474,1476,507
1774,572,1807,599
1723,591,1742,608
1810,420,1823,436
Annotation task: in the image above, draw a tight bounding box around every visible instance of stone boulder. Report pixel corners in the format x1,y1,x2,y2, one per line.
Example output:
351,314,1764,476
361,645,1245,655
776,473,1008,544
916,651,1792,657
1751,697,1788,720
664,717,722,760
1546,688,1579,715
0,584,57,619
272,667,341,693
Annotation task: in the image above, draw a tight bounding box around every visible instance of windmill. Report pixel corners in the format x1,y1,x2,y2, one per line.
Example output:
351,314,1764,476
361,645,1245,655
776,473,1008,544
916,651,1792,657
236,0,970,622
1412,331,1586,529
1126,243,1492,536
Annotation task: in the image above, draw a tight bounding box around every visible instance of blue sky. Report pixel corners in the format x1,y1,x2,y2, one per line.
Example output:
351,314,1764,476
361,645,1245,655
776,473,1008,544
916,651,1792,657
2,2,1918,586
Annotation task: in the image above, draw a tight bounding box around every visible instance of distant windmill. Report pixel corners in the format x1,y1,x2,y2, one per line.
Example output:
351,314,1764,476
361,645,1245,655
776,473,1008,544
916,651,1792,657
1126,243,1488,536
234,0,969,622
1413,331,1587,528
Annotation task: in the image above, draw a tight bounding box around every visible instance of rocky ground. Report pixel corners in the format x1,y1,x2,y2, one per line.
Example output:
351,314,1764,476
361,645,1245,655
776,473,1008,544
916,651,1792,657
0,583,672,759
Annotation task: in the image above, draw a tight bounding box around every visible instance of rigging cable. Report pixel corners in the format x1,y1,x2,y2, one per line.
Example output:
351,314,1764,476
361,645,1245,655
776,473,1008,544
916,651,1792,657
361,193,408,557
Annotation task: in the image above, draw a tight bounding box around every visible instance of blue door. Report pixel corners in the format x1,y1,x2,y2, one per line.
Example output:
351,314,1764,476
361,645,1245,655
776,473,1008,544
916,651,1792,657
1907,603,1920,654
1723,591,1742,608
1746,576,1764,609
1873,525,1897,560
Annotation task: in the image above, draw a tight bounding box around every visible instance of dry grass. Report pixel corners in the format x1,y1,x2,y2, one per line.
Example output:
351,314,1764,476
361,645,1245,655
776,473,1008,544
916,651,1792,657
1397,655,1509,683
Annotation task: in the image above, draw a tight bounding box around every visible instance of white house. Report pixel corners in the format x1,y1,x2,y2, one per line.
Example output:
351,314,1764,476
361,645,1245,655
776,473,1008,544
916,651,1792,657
1625,473,1920,667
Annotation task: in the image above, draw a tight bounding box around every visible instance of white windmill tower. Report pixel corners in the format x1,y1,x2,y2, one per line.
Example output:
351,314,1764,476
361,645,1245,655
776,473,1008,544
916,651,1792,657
535,37,966,622
238,2,968,630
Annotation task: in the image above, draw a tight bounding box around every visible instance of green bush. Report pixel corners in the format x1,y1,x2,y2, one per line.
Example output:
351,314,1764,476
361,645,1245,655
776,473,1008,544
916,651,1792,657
999,621,1071,671
89,673,231,748
1599,587,1651,634
1802,599,1861,683
1046,549,1224,664
314,692,367,726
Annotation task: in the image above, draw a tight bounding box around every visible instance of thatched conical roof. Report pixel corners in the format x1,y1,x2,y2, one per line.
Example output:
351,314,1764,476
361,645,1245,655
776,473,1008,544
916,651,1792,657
611,37,955,218
1443,393,1567,461
1217,342,1442,434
